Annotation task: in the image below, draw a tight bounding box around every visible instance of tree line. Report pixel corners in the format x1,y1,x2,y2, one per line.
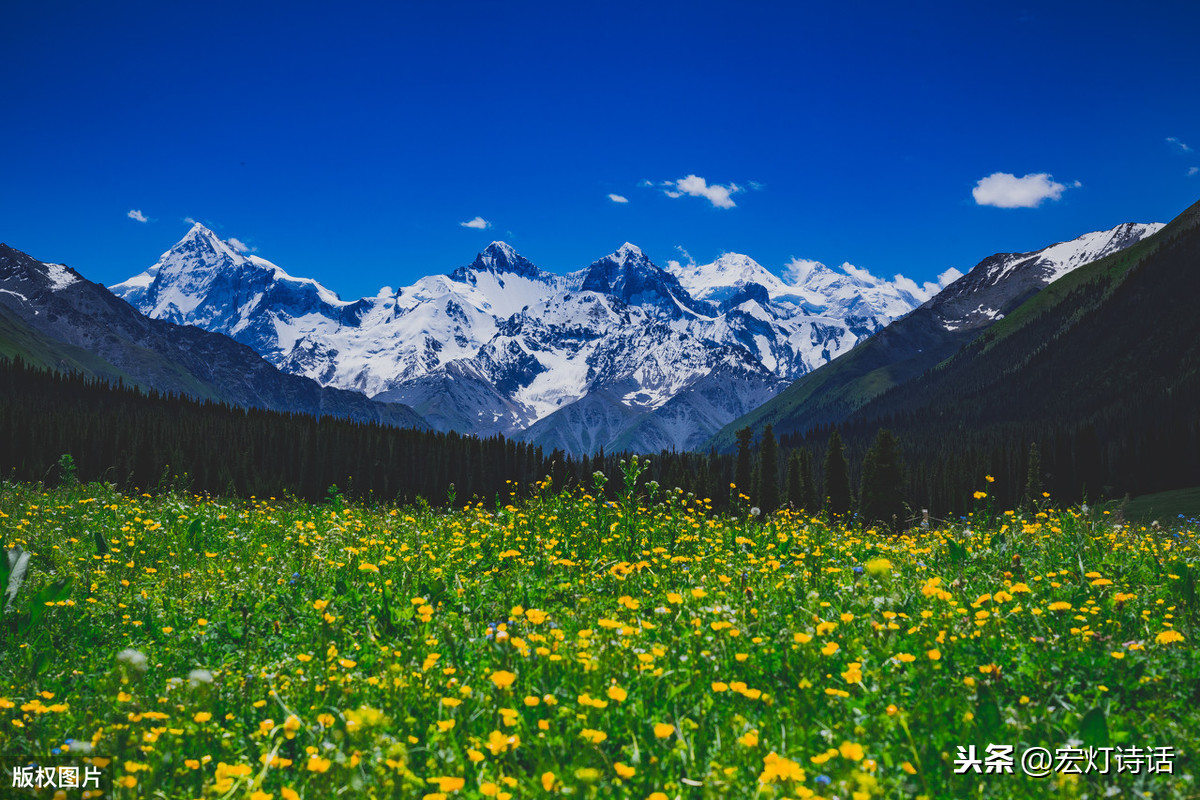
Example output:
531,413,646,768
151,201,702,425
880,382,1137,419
4,349,1195,521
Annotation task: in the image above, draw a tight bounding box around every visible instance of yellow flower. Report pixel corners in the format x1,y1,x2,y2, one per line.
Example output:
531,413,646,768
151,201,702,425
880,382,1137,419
926,648,941,661
615,762,636,778
432,777,465,792
437,719,456,732
489,670,517,689
839,741,864,761
821,641,839,656
467,749,485,763
580,728,608,744
864,558,892,576
480,783,500,797
653,723,675,739
759,751,806,783
974,491,987,500
541,772,556,791
281,789,300,800
486,729,518,754
711,681,729,692
306,756,332,773
193,712,212,723
648,794,670,800
1156,630,1185,645
606,685,628,702
738,731,760,747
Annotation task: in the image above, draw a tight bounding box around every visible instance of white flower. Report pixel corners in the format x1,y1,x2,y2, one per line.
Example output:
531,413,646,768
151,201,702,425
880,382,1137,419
188,669,214,687
116,648,148,672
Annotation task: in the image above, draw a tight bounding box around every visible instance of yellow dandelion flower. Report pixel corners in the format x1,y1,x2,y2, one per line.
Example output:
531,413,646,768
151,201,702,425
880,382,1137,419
1156,630,1185,645
489,670,517,689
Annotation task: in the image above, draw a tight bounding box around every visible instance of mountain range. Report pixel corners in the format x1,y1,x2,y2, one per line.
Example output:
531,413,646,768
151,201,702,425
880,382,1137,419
111,224,965,453
0,243,427,429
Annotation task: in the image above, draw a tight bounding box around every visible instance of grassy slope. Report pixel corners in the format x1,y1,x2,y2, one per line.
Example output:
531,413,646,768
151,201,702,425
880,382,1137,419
1101,487,1200,523
709,196,1199,454
0,304,132,380
970,197,1200,358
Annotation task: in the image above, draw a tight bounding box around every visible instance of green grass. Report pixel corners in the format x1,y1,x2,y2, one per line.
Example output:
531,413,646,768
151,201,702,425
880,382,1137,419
1100,487,1200,524
1,469,1198,799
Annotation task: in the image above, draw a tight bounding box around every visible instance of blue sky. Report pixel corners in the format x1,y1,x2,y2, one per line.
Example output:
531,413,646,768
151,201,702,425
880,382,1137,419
3,0,1198,299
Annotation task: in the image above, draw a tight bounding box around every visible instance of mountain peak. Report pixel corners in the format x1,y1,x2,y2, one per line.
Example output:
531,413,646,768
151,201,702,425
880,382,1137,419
451,241,544,283
484,241,517,256
611,242,646,263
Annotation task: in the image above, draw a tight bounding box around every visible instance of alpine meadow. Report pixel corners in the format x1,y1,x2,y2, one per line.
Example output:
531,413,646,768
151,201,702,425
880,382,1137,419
4,2,1200,798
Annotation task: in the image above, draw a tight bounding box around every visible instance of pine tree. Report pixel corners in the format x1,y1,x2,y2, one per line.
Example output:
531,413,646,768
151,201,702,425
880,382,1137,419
786,451,803,508
757,424,780,513
824,429,851,516
799,447,817,511
859,429,906,529
1024,442,1042,508
734,427,753,505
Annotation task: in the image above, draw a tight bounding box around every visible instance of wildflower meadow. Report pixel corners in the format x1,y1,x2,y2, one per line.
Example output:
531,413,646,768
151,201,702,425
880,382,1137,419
1,462,1197,799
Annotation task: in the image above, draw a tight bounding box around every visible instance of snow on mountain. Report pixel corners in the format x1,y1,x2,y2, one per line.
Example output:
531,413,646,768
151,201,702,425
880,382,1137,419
935,222,1164,332
111,220,1157,454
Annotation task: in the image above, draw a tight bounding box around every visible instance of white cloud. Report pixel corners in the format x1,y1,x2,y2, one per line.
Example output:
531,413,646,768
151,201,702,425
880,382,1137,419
892,266,965,302
607,193,629,204
971,172,1076,209
459,216,492,230
674,245,695,268
892,275,922,298
937,266,964,286
227,237,253,253
183,216,197,225
637,179,654,188
748,180,765,191
127,209,149,223
1189,166,1199,176
663,174,741,209
840,261,881,285
1167,137,1193,153
783,257,826,284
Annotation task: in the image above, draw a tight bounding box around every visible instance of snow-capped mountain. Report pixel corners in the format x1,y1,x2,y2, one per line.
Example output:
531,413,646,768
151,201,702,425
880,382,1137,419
113,221,1144,455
